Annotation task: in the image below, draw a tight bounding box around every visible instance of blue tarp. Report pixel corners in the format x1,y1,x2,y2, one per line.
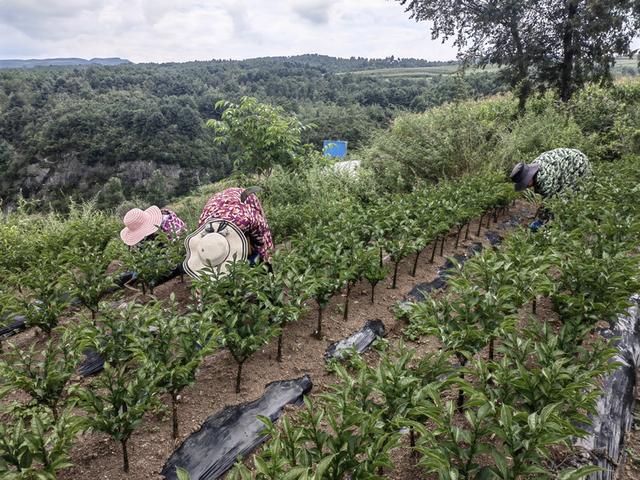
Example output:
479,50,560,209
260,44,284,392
323,140,348,158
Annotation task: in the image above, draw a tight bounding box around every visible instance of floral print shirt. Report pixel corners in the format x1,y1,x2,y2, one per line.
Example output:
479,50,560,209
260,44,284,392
533,148,592,198
160,209,187,240
198,188,274,263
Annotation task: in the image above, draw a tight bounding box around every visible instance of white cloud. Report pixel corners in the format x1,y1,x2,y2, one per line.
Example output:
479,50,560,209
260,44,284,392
0,0,457,61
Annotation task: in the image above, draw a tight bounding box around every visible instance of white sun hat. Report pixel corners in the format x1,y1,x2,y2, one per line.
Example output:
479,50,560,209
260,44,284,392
120,206,163,246
183,218,249,279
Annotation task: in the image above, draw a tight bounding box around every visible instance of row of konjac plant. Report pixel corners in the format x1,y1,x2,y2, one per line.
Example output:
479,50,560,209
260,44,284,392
0,172,514,477
228,157,640,479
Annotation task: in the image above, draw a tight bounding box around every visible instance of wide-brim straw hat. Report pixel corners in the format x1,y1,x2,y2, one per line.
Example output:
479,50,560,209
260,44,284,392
510,162,540,191
120,206,163,246
183,218,249,279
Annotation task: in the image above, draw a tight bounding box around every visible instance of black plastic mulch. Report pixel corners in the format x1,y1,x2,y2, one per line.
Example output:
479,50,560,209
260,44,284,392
78,349,105,377
405,242,484,304
324,319,386,361
571,296,640,479
161,375,313,480
0,315,26,338
484,230,503,246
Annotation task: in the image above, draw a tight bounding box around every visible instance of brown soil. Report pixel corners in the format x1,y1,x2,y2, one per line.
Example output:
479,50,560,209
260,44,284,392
623,403,640,478
5,201,537,480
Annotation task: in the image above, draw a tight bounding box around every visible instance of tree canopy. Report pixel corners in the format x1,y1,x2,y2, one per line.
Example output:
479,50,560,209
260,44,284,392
399,0,640,107
208,97,309,173
0,55,506,210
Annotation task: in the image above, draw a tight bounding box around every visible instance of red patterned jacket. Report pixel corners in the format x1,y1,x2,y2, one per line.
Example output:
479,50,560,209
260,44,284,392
198,188,274,263
160,208,187,240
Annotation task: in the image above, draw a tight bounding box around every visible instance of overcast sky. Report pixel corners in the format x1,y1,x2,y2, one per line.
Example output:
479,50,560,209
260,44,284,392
0,0,458,62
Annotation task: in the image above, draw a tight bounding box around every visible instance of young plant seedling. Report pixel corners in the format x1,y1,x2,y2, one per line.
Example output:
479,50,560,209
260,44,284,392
133,296,216,439
64,242,117,320
76,363,161,473
0,409,80,479
122,231,179,295
362,248,389,304
0,331,80,421
195,261,280,393
19,261,70,337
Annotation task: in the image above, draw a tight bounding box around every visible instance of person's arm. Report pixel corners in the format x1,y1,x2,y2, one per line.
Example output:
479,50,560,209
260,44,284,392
243,197,274,264
249,220,274,263
160,209,187,239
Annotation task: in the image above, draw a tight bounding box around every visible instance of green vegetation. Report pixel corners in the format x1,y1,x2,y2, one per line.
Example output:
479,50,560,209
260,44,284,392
399,0,640,107
0,55,504,209
209,97,310,173
231,156,640,479
366,82,640,192
0,62,639,479
0,334,79,421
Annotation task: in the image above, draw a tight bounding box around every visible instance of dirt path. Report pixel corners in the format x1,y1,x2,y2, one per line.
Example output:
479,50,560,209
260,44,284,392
40,201,535,480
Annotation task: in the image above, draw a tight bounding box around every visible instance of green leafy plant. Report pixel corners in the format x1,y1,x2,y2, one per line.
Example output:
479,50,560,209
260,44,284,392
362,248,389,304
230,394,399,479
122,231,179,295
0,410,79,480
18,262,70,337
195,261,279,393
0,333,80,421
413,396,494,480
78,300,151,369
471,322,616,422
209,96,310,174
405,295,487,410
64,242,117,320
75,363,161,473
256,250,309,361
133,296,216,439
300,242,346,339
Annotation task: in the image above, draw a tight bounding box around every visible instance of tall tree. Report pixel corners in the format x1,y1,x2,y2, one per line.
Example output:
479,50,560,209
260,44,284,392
208,96,310,174
538,0,640,101
399,0,640,106
398,0,543,111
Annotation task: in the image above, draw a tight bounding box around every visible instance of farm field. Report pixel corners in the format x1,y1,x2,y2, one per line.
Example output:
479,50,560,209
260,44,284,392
1,152,640,479
58,200,535,480
348,56,637,80
346,64,500,79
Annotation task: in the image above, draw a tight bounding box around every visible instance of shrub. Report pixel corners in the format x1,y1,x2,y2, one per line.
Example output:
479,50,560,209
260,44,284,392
364,97,513,191
496,103,586,166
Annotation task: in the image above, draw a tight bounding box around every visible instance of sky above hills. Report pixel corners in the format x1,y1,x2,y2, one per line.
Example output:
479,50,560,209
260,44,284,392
0,0,457,62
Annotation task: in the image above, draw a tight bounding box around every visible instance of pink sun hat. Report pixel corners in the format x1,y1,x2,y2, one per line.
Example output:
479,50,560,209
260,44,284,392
120,206,163,246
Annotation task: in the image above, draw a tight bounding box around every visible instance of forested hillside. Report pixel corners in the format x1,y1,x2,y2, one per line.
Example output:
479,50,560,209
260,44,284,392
0,55,504,210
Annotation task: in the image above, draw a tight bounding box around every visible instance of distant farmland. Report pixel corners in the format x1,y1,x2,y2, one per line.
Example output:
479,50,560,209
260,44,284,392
347,57,638,80
346,64,498,78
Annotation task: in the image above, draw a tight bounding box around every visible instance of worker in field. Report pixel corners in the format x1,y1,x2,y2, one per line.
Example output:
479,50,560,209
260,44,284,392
183,187,274,278
120,206,187,246
510,148,592,198
510,148,592,230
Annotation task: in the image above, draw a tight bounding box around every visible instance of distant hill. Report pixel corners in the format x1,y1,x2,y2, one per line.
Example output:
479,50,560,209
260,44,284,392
210,54,459,73
0,53,505,210
0,57,132,69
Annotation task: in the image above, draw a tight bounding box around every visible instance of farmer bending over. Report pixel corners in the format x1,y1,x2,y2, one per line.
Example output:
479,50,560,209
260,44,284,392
510,148,591,198
120,206,187,246
510,148,592,230
183,187,274,278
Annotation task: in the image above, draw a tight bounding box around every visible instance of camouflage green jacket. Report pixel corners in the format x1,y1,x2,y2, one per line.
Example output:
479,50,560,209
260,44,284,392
533,148,592,198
